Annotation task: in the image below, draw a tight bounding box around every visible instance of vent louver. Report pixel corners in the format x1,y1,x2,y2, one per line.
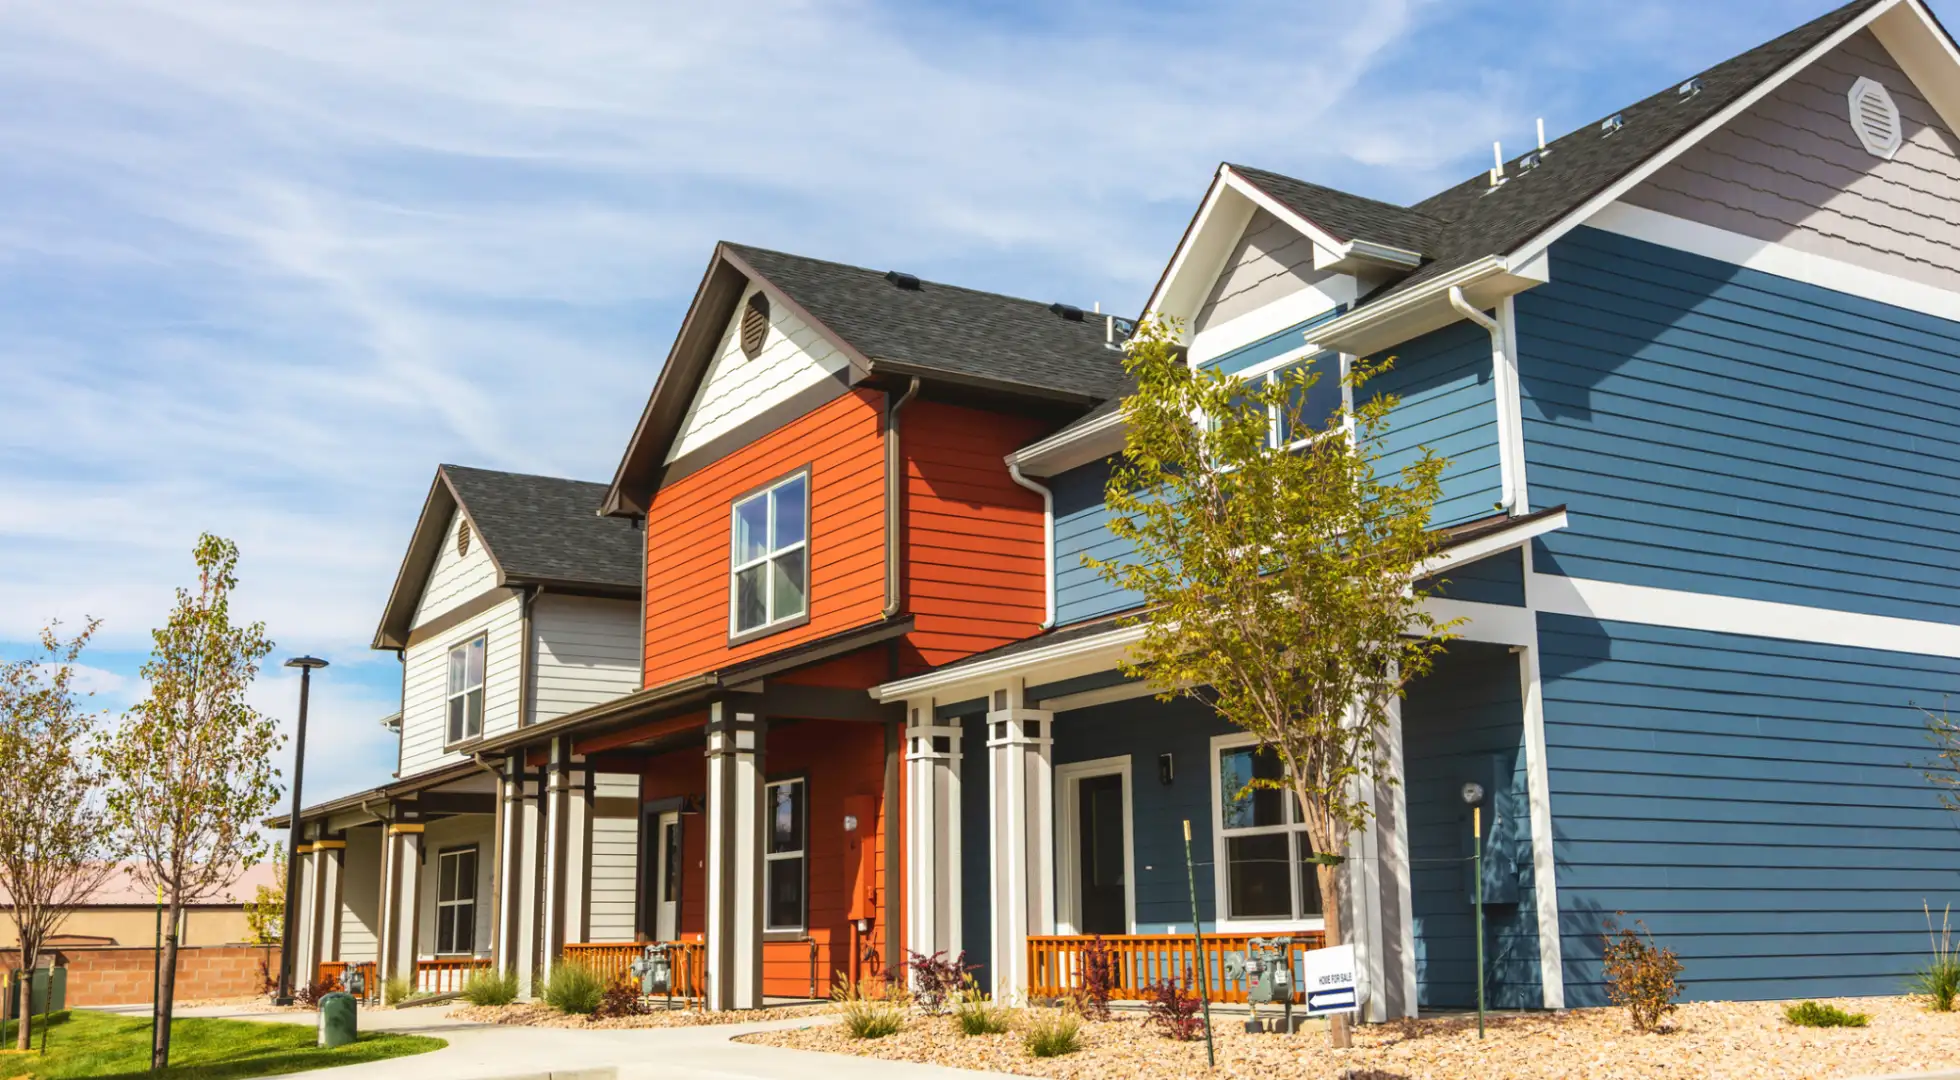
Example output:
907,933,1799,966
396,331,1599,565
739,292,770,359
457,520,471,558
1847,76,1902,159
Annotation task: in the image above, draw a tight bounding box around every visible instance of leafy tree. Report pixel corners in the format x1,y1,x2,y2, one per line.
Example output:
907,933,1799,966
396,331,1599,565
1091,319,1452,1047
104,534,284,1069
243,848,285,947
1926,702,1960,814
0,617,120,1050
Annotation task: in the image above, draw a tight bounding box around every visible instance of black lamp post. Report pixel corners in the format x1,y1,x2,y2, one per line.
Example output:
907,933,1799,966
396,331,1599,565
275,655,329,1005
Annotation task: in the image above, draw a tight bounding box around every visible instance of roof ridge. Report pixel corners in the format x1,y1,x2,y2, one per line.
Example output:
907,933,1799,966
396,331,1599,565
440,462,608,488
1224,163,1448,223
722,241,1100,315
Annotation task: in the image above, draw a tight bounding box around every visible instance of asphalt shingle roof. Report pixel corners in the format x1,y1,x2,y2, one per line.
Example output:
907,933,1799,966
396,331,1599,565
442,465,642,590
727,244,1132,402
1226,165,1445,255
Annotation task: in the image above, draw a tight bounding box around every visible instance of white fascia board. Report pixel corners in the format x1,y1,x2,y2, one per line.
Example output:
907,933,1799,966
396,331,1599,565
872,623,1145,703
1416,509,1569,579
1219,166,1352,259
1303,256,1518,357
1871,1,1960,152
1145,173,1255,330
1506,0,1899,271
1008,407,1127,477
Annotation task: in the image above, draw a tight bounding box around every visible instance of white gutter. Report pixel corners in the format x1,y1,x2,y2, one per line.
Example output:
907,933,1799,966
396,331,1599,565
1303,256,1510,353
873,623,1146,702
1448,286,1517,512
1008,405,1127,477
1007,463,1056,629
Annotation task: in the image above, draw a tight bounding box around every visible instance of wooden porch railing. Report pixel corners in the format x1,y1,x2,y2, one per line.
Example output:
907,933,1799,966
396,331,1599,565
1028,932,1327,1004
416,957,490,995
562,941,707,1002
315,960,379,1003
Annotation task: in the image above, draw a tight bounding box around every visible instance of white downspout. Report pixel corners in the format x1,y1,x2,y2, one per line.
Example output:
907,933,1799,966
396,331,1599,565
1007,463,1055,629
1448,286,1517,513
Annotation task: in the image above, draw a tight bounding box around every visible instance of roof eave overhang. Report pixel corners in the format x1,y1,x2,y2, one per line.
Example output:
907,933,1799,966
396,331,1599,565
1304,255,1546,358
867,358,1104,409
1007,405,1128,477
371,469,506,651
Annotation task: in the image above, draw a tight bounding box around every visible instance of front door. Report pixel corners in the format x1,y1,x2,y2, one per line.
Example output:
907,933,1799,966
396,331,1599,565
1077,773,1127,935
654,811,681,941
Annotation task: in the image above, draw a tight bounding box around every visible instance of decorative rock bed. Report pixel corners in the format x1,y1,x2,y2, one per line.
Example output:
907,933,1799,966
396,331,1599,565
450,1001,827,1030
740,997,1960,1079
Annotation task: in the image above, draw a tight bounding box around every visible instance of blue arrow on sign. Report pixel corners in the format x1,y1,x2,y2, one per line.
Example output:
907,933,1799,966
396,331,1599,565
1307,988,1358,1015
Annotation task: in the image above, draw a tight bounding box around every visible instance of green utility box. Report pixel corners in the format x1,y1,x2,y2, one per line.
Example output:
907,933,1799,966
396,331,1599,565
6,967,66,1017
317,992,358,1048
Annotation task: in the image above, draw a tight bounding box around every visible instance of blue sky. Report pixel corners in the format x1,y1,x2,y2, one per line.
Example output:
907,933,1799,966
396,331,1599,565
0,0,1939,808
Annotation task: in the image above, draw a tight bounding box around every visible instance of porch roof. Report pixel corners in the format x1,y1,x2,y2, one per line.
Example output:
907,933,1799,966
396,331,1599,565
265,758,481,830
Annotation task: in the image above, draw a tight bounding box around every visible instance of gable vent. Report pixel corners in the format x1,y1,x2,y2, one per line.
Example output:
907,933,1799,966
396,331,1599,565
885,270,921,290
457,520,471,558
1847,76,1902,159
739,291,770,359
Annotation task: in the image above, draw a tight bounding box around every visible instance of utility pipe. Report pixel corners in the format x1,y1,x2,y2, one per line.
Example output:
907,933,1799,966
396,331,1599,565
881,378,922,619
1447,286,1517,512
1006,463,1056,629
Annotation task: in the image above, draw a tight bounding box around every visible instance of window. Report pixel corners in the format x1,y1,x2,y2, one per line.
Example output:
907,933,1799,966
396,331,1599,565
436,846,478,955
1214,739,1322,923
764,778,806,932
446,635,485,744
1206,351,1345,450
730,472,809,637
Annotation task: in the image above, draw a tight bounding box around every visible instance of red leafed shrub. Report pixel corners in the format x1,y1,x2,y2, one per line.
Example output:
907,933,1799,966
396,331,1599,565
594,974,651,1019
1602,915,1683,1033
1074,937,1116,1020
906,950,972,1014
1145,971,1206,1041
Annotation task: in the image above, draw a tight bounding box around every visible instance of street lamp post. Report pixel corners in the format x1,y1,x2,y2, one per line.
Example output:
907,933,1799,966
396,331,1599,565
275,655,329,1006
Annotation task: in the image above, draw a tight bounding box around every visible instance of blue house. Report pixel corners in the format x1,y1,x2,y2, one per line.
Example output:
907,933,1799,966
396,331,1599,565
878,0,1960,1018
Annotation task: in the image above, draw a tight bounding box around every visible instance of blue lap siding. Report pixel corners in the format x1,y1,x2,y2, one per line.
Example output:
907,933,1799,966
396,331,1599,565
1538,613,1960,1004
1517,227,1960,624
1051,457,1140,625
1369,320,1504,528
1421,547,1525,607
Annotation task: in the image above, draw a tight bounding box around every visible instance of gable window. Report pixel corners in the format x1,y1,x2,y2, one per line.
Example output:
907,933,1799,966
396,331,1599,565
730,471,809,638
1213,736,1323,924
436,845,478,955
764,778,807,932
446,635,486,744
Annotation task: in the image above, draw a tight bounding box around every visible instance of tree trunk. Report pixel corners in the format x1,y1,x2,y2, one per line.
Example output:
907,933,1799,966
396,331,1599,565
1316,862,1351,1049
153,901,184,1070
16,930,34,1053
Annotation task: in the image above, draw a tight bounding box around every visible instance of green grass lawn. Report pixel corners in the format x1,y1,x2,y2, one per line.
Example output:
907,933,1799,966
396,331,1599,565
0,1009,444,1080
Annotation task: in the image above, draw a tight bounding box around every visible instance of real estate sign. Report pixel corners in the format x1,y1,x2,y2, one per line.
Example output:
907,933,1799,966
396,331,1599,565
1302,943,1359,1017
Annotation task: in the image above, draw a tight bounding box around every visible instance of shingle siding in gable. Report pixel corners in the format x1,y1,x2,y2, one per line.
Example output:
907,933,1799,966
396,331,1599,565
1051,457,1141,626
1519,226,1960,623
1625,30,1960,295
1370,321,1503,528
1194,208,1339,334
1538,613,1960,1004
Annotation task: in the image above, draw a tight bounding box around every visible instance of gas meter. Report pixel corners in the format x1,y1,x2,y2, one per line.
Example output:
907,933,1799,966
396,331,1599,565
629,942,672,996
1223,936,1295,1033
342,965,366,1003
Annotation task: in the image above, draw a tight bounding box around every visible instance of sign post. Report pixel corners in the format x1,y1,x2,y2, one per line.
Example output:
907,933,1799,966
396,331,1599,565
1302,944,1359,1019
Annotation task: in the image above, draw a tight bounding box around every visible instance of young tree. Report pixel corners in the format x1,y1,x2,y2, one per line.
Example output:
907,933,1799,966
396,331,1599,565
243,848,285,947
1926,703,1960,813
104,534,284,1069
0,617,120,1050
1091,319,1453,1047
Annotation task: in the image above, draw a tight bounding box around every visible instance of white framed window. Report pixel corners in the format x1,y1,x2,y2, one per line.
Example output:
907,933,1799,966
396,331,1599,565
1209,348,1350,451
764,777,806,932
446,634,486,745
1210,733,1324,928
435,846,478,955
730,471,809,638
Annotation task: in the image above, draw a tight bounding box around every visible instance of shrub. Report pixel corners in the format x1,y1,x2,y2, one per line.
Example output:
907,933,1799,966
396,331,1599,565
382,975,415,1006
1022,1009,1082,1058
542,960,607,1015
461,968,520,1007
1601,916,1683,1033
594,975,650,1019
1072,937,1115,1020
905,949,971,1014
1144,972,1206,1041
954,984,1013,1036
1910,902,1960,1012
1784,1000,1869,1028
294,978,336,1007
840,998,905,1039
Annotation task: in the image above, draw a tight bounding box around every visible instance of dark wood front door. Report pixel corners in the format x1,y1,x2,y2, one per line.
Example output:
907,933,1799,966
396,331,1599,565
1077,773,1127,935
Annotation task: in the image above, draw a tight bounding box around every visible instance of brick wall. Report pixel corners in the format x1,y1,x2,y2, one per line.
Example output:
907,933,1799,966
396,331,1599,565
0,945,283,1006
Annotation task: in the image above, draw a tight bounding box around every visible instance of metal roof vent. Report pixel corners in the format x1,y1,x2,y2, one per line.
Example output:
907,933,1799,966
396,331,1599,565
739,291,770,359
1677,77,1704,100
1601,113,1625,136
1520,150,1544,171
1049,302,1085,321
885,270,921,290
1847,76,1902,159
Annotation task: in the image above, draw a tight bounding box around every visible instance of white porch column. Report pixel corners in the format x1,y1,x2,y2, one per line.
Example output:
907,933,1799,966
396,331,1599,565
541,737,574,975
705,701,765,1011
291,842,319,982
314,838,346,968
495,753,529,979
378,821,425,985
903,701,963,969
1519,637,1566,1009
987,681,1054,1001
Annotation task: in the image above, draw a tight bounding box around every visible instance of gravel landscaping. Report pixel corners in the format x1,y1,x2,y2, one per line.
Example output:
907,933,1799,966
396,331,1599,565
451,1001,828,1029
740,996,1960,1079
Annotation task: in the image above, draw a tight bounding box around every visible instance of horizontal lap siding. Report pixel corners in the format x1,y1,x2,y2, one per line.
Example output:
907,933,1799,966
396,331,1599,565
644,390,887,686
1402,642,1541,1010
1421,547,1525,607
400,594,523,777
1370,320,1502,528
532,595,640,723
1538,613,1960,1003
587,772,642,943
1052,457,1140,624
900,402,1048,671
1519,227,1960,623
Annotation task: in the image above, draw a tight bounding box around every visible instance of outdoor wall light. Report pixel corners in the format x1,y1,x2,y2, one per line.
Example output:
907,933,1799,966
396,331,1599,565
1158,753,1174,786
1459,780,1485,806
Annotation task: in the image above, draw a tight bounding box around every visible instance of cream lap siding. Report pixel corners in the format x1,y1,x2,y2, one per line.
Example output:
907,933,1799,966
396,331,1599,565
414,510,500,625
418,815,495,959
666,283,853,463
1625,30,1960,294
337,826,382,963
531,594,641,724
585,772,642,943
398,593,523,777
1192,208,1347,335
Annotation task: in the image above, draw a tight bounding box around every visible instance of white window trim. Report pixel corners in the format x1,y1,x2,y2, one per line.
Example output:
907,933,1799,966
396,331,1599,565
728,472,811,638
1054,756,1136,936
1208,732,1327,933
435,846,478,956
445,633,486,746
763,777,807,933
1208,349,1355,454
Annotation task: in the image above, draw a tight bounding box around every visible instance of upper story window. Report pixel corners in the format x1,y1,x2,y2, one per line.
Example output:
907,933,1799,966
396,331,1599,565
1213,735,1322,925
1210,351,1345,450
730,471,809,638
764,777,807,932
447,634,486,745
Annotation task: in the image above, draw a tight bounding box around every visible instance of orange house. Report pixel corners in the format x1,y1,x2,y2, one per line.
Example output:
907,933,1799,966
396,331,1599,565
456,243,1127,1007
